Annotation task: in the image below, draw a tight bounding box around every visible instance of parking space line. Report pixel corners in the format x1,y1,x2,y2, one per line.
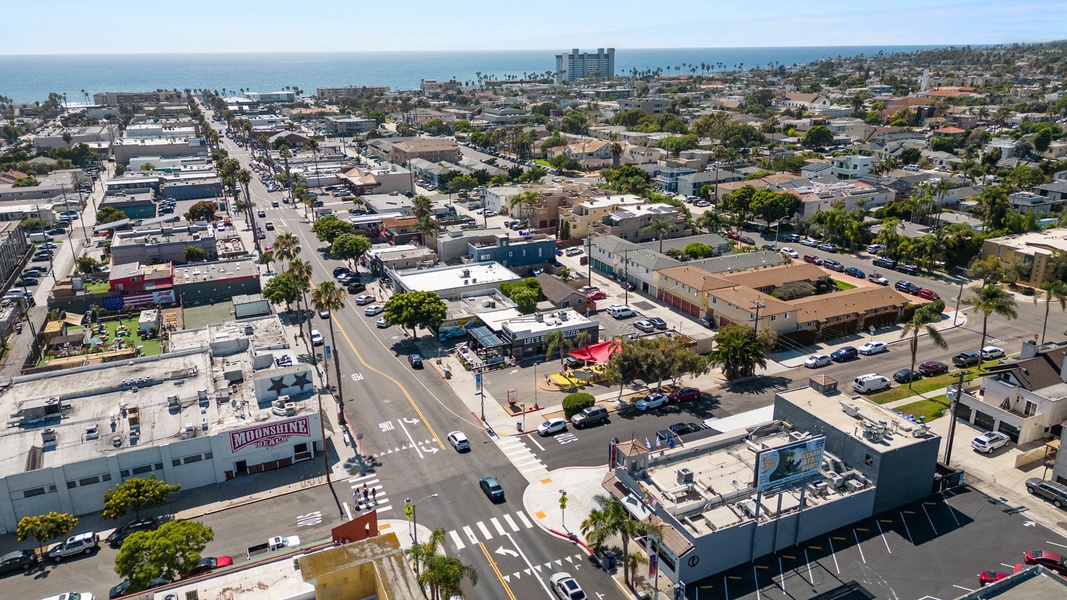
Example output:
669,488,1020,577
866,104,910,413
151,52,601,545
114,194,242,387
900,512,914,545
944,500,962,528
827,537,841,574
804,549,814,585
876,520,891,553
1047,540,1067,549
752,565,762,600
852,530,866,564
778,556,786,594
921,504,939,535
1000,562,1014,569
952,584,973,592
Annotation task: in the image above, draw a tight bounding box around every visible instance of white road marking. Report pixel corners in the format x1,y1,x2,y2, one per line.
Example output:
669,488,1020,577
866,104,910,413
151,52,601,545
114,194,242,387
827,537,841,574
517,512,533,528
491,518,506,536
397,419,423,460
1047,540,1067,549
505,532,553,597
804,548,814,585
921,504,939,535
853,529,866,564
503,514,519,532
343,502,352,520
528,436,545,451
899,512,914,545
952,585,973,592
449,530,465,550
876,520,891,553
463,526,477,545
476,521,492,540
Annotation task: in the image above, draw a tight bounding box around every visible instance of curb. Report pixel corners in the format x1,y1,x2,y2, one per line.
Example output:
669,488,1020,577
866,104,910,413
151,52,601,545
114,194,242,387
174,478,334,521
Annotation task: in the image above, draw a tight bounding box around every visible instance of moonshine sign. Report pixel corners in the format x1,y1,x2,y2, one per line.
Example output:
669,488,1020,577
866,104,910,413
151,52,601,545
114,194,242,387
230,416,312,452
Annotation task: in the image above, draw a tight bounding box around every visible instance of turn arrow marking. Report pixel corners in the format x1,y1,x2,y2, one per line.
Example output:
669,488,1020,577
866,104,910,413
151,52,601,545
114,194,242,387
495,546,519,558
421,445,440,455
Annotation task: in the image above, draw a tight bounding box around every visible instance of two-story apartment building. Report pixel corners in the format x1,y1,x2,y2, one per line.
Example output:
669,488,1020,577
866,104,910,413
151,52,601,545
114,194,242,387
830,155,873,180
468,233,557,268
589,203,690,244
561,194,646,239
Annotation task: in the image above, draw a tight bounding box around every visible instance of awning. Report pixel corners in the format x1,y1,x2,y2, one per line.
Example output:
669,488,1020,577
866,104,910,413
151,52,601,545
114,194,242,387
569,339,622,364
469,326,506,348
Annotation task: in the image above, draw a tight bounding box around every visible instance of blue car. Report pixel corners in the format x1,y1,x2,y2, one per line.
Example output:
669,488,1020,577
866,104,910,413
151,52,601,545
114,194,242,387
831,346,859,362
844,267,865,279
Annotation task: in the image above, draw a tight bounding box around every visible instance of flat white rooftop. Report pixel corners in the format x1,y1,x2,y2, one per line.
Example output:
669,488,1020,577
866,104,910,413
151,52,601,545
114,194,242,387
392,261,520,293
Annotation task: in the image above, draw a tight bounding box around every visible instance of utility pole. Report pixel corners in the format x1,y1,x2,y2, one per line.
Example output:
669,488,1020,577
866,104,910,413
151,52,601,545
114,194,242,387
623,249,630,306
750,297,766,333
586,231,592,285
943,370,969,466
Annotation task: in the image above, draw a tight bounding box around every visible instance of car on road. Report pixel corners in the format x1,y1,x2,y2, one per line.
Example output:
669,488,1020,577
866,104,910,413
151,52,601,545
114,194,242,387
376,317,389,328
822,259,845,272
844,267,865,279
537,417,568,436
647,317,667,330
895,280,920,294
803,254,822,265
982,346,1005,360
1024,549,1067,576
570,405,609,428
634,320,655,333
109,580,133,598
780,247,799,258
817,243,837,253
409,354,423,368
893,368,920,383
185,555,233,577
740,236,756,245
918,361,949,376
952,351,981,367
801,238,818,247
564,247,583,256
265,221,275,231
897,264,919,275
271,200,279,208
0,549,37,576
858,341,888,355
48,532,99,561
872,257,897,269
106,517,158,546
258,210,266,218
585,290,608,300
972,431,1010,453
319,309,330,319
479,476,504,501
549,571,587,600
355,294,375,305
635,393,669,411
364,304,384,316
310,330,324,346
868,273,889,286
669,422,703,436
447,431,470,452
1026,478,1067,509
669,387,701,402
694,200,710,207
916,288,940,300
805,354,832,368
831,346,859,362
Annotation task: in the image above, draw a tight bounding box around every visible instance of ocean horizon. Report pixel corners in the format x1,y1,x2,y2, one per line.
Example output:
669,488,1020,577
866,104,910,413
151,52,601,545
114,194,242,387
0,45,952,104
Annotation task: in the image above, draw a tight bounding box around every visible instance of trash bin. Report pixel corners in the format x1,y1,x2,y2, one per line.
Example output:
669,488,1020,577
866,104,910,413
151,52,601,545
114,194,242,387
605,552,616,571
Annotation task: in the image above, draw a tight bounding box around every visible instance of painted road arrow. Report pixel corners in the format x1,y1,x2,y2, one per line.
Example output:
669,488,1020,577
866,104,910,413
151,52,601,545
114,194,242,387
495,546,519,558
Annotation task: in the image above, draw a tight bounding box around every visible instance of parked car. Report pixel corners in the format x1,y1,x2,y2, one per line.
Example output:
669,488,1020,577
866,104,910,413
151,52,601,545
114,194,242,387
972,431,1010,453
634,320,655,333
831,346,859,362
185,555,233,577
872,257,897,269
740,236,756,245
822,259,845,272
647,317,667,330
1026,478,1067,509
916,288,940,301
953,351,981,367
355,294,375,305
895,280,920,294
844,267,865,279
586,290,607,300
866,243,885,253
570,405,609,428
409,354,423,368
868,273,889,286
978,570,1013,586
606,305,634,319
805,354,832,368
801,238,818,247
817,243,837,253
858,341,888,356
310,330,324,346
780,247,799,258
1024,550,1067,576
897,264,919,275
479,476,505,501
48,532,99,561
0,549,37,576
447,431,470,451
669,422,703,436
893,368,920,383
982,346,1005,360
669,387,701,402
803,254,822,265
918,361,949,376
364,304,384,316
635,393,669,411
537,417,568,436
106,517,158,546
376,317,389,328
549,571,587,600
852,374,891,394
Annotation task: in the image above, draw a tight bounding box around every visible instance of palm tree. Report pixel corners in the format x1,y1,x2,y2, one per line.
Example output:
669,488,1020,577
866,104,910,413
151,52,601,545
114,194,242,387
642,217,674,254
610,142,623,169
272,232,301,268
257,250,275,273
303,139,320,189
544,330,564,364
624,551,648,586
406,527,478,599
899,303,948,389
708,325,770,379
311,281,347,407
580,506,610,555
962,283,1018,367
411,194,433,220
509,190,541,222
587,494,660,586
237,168,257,249
278,146,293,195
287,258,314,348
1035,280,1067,344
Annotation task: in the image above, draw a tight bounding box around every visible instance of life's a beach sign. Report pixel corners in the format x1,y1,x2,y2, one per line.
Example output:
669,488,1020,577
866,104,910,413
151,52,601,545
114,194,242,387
754,436,826,492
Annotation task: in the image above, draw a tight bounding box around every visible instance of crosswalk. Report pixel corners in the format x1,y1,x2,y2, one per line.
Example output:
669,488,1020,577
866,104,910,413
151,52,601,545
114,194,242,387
495,436,548,482
447,510,535,550
501,553,586,583
347,473,394,514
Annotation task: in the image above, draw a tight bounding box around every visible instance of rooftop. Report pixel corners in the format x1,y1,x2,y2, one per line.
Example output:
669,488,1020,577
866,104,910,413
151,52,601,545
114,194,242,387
391,262,521,294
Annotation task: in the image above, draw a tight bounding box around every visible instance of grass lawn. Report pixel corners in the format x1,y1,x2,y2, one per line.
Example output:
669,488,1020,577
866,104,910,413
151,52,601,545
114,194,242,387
866,359,999,404
534,159,552,167
895,394,950,421
40,316,163,367
83,281,109,294
834,279,857,290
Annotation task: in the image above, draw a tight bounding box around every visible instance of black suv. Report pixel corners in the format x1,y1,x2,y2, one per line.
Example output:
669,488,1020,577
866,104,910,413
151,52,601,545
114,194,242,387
570,405,609,429
107,517,159,546
0,550,36,576
872,257,897,269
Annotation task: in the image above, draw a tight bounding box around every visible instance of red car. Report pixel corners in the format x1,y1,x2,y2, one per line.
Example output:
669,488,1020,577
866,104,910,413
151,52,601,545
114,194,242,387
669,387,701,402
586,290,608,300
803,254,822,265
917,288,941,301
978,569,1011,586
725,231,740,240
185,555,234,578
1024,549,1067,576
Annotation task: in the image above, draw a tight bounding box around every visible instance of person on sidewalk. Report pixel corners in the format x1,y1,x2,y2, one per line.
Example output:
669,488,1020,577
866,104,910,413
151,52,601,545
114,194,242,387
371,487,377,505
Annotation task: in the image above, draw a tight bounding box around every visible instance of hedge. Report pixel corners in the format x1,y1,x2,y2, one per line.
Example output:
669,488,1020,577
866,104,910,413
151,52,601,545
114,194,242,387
562,392,596,418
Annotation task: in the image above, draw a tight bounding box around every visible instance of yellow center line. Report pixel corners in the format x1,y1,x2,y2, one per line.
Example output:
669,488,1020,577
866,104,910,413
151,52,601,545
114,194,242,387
334,317,444,448
478,541,517,600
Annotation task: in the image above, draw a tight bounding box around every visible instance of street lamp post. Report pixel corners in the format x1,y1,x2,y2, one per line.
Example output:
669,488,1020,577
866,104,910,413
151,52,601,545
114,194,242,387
773,216,789,250
534,362,540,410
953,267,967,326
405,493,439,549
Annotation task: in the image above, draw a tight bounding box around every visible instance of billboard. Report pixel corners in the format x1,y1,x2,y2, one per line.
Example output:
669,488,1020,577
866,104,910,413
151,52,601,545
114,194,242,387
755,436,826,492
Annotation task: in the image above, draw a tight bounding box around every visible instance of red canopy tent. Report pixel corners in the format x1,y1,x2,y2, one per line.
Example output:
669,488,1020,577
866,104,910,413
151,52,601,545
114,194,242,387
568,339,622,364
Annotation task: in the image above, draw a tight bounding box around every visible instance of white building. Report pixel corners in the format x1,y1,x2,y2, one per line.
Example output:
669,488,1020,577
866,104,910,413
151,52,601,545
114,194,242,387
555,48,615,82
246,91,296,103
389,262,522,300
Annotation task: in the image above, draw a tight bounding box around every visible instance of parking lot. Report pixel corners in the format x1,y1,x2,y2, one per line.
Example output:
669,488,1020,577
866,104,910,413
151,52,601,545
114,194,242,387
688,487,1067,600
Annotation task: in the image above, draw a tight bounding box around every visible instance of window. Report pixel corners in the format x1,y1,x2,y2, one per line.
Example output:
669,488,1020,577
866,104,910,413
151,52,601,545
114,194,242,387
204,452,213,459
294,443,308,453
102,473,111,481
865,454,874,466
67,481,78,489
120,469,130,477
22,487,46,498
183,455,202,464
155,463,164,471
770,315,777,322
1025,401,1038,417
172,459,182,467
132,465,153,475
79,476,100,486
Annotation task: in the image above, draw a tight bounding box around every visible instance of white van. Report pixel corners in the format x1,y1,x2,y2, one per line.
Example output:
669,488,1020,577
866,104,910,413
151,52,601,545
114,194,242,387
607,305,634,319
852,374,891,394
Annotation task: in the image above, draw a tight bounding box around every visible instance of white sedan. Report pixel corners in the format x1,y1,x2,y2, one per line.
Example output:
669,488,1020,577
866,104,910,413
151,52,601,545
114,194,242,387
364,304,384,316
355,294,375,306
635,393,669,411
537,417,568,437
376,317,389,328
981,346,1004,360
805,354,832,368
780,247,800,259
858,341,888,355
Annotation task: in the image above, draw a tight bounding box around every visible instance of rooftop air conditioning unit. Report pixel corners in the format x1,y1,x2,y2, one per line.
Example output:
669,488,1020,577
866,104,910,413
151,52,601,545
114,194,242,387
677,468,694,485
845,479,865,493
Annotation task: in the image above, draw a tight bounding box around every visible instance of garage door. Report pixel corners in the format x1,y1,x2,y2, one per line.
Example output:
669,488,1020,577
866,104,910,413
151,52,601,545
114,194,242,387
974,411,996,431
996,422,1020,443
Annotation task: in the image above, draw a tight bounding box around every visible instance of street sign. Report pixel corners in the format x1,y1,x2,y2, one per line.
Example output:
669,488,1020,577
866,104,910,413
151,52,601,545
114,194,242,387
325,345,331,358
475,373,482,387
559,495,568,509
404,504,413,519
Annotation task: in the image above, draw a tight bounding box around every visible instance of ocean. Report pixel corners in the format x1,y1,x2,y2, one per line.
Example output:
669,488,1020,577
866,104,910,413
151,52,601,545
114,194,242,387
0,46,947,104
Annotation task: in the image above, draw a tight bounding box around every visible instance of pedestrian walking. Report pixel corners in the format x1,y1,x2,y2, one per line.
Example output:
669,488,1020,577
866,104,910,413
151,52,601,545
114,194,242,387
353,490,361,510
363,488,370,504
371,487,377,504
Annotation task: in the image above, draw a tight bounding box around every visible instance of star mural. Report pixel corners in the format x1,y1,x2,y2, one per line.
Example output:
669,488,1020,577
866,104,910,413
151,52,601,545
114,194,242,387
292,372,312,390
268,377,288,394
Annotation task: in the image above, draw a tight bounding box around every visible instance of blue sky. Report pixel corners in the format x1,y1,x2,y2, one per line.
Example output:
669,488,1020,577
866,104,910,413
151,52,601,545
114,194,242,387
3,0,1064,54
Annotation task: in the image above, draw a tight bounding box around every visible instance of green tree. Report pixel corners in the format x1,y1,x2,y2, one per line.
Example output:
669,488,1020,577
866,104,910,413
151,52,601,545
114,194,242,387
139,162,156,172
683,243,716,259
411,194,433,220
548,153,581,172
76,255,103,276
802,125,834,148
543,330,564,365
966,255,1004,284
183,246,207,262
271,231,302,267
330,233,371,267
114,521,214,590
585,495,660,586
708,324,770,379
22,217,43,233
642,216,674,253
258,250,276,273
447,174,479,195
605,339,643,400
287,258,315,345
1036,280,1067,344
405,527,479,600
263,272,301,311
114,164,126,176
311,281,347,403
961,283,1018,368
96,206,127,224
184,200,218,223
102,476,182,520
312,215,355,244
899,301,948,389
383,291,447,339
12,175,39,187
17,512,78,553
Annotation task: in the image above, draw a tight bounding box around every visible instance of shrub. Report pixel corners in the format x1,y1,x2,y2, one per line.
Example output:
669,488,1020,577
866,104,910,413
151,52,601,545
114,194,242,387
562,392,595,418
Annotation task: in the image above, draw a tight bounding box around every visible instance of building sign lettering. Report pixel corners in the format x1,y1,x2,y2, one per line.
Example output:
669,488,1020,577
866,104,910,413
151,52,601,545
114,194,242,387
230,417,311,452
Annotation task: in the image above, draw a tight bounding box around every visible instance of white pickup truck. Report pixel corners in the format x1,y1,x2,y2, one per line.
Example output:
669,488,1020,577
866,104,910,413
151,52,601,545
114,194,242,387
247,535,301,559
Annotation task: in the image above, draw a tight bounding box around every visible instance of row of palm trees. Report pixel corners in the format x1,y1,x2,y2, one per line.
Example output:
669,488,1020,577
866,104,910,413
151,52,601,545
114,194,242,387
580,495,661,588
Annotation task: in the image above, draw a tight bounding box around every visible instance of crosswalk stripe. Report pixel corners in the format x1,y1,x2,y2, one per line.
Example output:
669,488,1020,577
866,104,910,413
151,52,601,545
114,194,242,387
491,518,506,535
503,514,519,532
463,526,477,545
511,456,543,467
449,530,465,550
476,521,491,540
517,512,533,528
